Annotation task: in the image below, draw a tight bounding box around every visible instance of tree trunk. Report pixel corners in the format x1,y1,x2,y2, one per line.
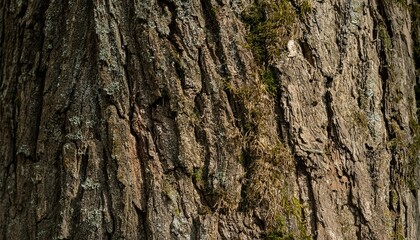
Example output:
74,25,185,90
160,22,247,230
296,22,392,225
1,0,419,239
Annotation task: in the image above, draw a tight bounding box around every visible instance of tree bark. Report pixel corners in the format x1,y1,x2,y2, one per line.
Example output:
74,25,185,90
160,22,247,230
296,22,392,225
1,0,419,239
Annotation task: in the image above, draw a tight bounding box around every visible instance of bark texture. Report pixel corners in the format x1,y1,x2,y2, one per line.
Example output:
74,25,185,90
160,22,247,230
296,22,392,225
1,0,419,239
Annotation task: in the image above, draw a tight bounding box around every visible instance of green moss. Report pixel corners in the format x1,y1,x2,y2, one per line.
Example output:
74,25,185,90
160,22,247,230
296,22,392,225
261,67,277,95
235,4,312,236
211,5,220,15
192,168,203,181
266,196,311,240
353,110,369,129
242,0,297,65
269,141,294,167
192,167,205,189
162,178,177,202
224,72,310,239
298,0,312,18
267,216,295,240
222,80,264,135
395,0,407,5
240,139,310,239
241,0,311,97
391,220,406,240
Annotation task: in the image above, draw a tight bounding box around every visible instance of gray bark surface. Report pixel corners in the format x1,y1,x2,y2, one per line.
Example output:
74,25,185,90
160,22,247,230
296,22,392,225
1,0,419,239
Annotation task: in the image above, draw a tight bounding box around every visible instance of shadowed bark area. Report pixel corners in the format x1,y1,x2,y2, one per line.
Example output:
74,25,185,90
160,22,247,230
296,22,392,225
0,0,419,239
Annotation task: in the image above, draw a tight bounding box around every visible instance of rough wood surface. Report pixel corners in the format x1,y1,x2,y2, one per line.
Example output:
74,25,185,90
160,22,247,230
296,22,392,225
1,0,419,239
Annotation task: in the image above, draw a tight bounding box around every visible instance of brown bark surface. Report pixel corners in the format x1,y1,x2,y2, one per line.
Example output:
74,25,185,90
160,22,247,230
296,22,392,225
1,0,419,239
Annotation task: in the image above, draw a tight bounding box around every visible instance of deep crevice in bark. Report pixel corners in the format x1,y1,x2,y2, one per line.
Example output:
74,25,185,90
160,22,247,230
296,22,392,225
69,148,89,237
296,156,319,238
200,0,229,76
133,202,148,240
